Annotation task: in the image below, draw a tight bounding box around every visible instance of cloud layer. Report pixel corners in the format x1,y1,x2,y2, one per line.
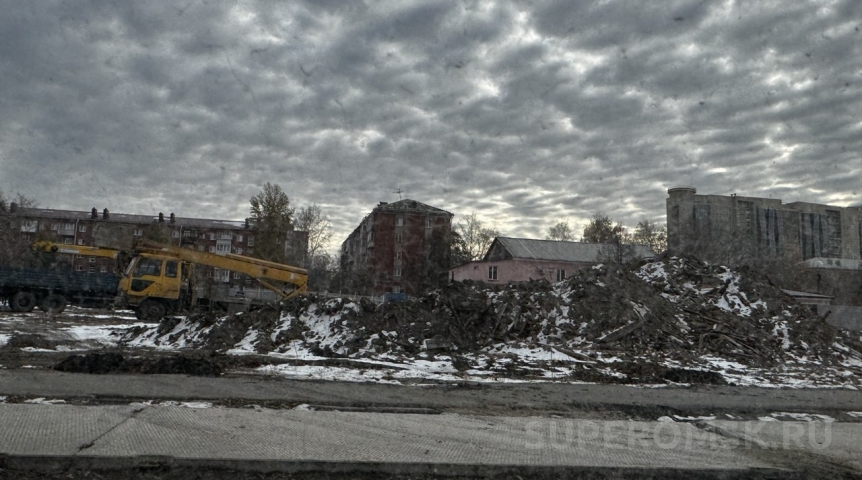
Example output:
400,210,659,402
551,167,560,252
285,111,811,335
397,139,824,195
1,1,860,251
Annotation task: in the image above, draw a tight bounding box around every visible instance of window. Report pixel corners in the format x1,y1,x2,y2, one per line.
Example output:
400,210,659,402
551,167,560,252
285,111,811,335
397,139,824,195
63,237,73,244
233,272,241,279
395,234,402,243
133,258,162,277
216,241,231,253
425,218,433,228
20,221,37,233
394,268,402,277
100,266,108,273
209,246,216,253
133,229,143,237
488,266,498,280
248,236,254,246
218,231,232,240
89,257,96,263
237,235,243,242
78,225,87,233
76,265,84,272
165,261,178,278
367,231,373,242
209,233,216,240
77,239,84,245
556,269,566,282
88,265,95,273
392,286,401,293
247,248,254,255
172,231,179,238
396,217,404,227
198,245,205,251
236,247,243,255
395,251,402,259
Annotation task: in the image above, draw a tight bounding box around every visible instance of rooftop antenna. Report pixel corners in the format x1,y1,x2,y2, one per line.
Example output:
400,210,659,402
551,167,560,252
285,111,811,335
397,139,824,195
394,188,403,200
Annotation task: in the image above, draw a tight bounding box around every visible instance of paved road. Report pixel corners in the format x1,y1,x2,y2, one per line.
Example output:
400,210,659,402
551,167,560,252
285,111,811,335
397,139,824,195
2,369,862,419
4,369,862,477
0,402,828,478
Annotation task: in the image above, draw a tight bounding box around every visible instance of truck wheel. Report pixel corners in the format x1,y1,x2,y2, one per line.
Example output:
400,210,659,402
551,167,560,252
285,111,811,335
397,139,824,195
38,294,67,315
10,291,37,313
136,299,166,321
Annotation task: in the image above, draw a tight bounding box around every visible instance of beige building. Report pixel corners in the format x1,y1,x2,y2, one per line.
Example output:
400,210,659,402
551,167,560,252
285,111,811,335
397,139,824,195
666,186,862,263
666,186,862,307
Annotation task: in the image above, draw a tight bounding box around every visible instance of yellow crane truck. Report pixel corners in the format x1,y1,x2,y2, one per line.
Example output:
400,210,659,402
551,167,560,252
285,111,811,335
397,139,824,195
27,241,308,320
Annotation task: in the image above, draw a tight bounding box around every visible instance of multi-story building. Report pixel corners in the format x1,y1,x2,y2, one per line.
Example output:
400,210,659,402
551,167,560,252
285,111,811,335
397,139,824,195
340,199,453,295
1,203,307,287
666,186,862,262
666,186,862,305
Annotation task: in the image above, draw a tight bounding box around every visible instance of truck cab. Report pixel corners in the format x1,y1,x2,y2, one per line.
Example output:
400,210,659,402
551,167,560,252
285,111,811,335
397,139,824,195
117,253,187,320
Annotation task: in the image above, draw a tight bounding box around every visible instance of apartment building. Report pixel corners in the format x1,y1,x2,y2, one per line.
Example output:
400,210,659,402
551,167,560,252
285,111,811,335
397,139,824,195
666,186,862,305
340,199,453,295
666,186,862,262
2,204,306,286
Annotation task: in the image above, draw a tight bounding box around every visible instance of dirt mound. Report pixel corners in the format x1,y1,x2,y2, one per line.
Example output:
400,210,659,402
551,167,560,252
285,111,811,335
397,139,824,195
117,255,862,385
55,352,126,374
54,352,222,376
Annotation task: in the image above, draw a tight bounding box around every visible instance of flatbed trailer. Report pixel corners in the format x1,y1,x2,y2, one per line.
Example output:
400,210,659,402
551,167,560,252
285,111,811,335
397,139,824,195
0,266,119,314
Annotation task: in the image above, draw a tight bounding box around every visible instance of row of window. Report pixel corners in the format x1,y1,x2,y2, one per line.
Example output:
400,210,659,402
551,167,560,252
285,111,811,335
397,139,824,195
394,217,435,228
486,266,566,282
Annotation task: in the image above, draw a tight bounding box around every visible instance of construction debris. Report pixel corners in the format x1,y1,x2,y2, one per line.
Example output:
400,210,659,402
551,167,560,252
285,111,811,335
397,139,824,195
118,256,862,386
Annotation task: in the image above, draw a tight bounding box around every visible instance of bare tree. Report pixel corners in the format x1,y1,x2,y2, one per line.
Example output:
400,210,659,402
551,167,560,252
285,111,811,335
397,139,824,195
581,213,616,243
632,220,667,254
0,191,40,267
456,213,500,261
249,182,294,263
546,220,575,241
294,203,333,266
598,222,637,265
307,252,339,291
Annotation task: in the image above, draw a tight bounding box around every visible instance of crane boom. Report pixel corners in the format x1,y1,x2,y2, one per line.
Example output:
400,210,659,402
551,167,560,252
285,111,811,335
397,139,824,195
32,241,119,259
134,241,308,297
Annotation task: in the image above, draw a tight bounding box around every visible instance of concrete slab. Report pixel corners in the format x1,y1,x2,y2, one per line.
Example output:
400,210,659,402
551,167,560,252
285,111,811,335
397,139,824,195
709,420,862,471
0,403,775,473
0,404,136,455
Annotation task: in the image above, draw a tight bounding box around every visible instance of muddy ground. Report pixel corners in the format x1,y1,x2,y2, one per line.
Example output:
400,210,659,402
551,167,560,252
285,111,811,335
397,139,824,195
4,306,862,479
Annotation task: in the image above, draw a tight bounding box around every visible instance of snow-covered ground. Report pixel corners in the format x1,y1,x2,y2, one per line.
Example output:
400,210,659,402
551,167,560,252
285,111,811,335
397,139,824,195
3,258,861,389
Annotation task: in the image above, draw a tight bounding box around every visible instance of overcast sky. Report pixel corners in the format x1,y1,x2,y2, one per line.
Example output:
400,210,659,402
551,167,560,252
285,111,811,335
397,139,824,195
1,1,860,253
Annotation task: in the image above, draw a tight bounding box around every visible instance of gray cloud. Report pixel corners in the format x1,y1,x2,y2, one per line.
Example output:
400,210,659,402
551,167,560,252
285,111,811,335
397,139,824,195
1,0,860,251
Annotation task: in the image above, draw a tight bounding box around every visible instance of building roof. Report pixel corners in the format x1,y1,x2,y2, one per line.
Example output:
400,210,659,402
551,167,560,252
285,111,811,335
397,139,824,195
374,199,452,216
14,208,249,230
485,237,655,263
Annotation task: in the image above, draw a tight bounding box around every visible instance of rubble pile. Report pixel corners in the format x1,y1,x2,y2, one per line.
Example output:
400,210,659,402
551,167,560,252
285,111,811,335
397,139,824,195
119,255,862,385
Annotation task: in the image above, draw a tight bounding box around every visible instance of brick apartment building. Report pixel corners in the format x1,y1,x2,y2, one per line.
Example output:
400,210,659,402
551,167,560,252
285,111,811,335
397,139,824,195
1,204,307,287
340,199,453,295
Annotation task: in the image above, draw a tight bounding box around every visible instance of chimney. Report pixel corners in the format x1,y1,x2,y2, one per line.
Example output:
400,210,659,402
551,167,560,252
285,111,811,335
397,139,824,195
158,212,164,223
169,212,175,224
91,207,98,219
245,217,249,228
103,208,109,220
10,202,18,213
0,201,5,212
